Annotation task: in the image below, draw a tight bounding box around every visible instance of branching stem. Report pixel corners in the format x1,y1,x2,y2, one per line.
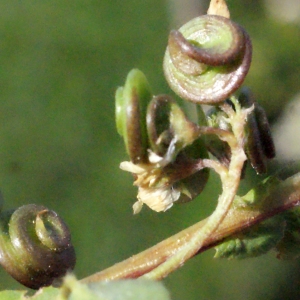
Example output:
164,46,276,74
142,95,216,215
82,171,300,283
142,100,249,279
82,100,258,283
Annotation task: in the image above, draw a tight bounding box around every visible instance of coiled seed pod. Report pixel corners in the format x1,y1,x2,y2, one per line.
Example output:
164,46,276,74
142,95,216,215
146,94,176,157
115,69,152,164
164,14,252,104
238,87,276,174
146,95,210,205
0,204,76,289
146,94,202,160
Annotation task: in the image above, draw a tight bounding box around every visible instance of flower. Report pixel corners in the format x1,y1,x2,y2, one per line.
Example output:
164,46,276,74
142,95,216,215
120,152,181,214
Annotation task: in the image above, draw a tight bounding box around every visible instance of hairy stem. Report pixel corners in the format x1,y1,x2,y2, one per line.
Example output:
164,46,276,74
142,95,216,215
82,100,253,282
82,172,300,283
141,101,249,279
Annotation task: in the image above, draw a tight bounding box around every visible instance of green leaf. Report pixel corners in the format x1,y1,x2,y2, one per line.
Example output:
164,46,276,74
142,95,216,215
214,215,286,259
0,290,27,300
276,207,300,260
234,175,281,208
0,275,171,300
30,287,59,300
87,280,171,300
62,275,171,300
0,287,59,300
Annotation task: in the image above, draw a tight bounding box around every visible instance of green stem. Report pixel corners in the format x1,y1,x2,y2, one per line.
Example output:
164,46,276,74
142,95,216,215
142,101,248,279
82,100,254,282
82,172,300,283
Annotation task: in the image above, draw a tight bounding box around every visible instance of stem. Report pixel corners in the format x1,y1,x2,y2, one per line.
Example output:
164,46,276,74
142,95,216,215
82,172,300,283
202,158,227,176
82,100,253,282
142,101,248,279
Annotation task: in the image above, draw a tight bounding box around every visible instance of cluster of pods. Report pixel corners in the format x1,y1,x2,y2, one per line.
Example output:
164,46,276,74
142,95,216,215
116,14,275,213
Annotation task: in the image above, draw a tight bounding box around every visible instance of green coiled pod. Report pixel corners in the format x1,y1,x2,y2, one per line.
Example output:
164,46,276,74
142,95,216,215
115,69,152,164
146,94,200,160
0,204,76,289
146,95,175,157
146,95,209,204
163,14,252,104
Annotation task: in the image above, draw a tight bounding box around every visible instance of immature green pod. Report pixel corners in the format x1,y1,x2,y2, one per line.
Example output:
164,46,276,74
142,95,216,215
0,204,76,289
115,69,152,164
146,94,201,160
146,95,176,157
163,15,252,104
146,95,210,204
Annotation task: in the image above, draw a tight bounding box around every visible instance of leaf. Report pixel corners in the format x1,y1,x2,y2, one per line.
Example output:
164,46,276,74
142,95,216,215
87,280,171,300
0,290,27,300
276,207,300,260
0,275,171,300
0,287,59,300
214,215,286,259
30,287,59,300
233,175,281,208
61,275,171,300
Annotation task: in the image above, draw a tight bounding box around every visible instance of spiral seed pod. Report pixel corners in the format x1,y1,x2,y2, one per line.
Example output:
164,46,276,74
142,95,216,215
115,69,152,164
146,94,200,159
0,204,76,289
146,95,175,157
163,15,252,104
238,87,276,174
146,95,210,204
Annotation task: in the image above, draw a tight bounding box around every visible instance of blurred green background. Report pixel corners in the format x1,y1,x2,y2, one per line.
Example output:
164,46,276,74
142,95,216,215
0,0,299,299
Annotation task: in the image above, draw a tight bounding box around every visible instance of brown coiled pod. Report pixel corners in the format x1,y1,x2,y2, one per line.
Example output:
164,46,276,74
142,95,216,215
163,15,252,104
238,87,276,174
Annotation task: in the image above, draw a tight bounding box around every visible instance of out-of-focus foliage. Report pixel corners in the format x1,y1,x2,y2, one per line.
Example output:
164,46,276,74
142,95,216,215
0,0,299,299
0,275,171,300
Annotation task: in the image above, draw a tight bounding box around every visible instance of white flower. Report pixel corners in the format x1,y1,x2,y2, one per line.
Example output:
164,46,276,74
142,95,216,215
134,186,181,214
120,160,181,214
